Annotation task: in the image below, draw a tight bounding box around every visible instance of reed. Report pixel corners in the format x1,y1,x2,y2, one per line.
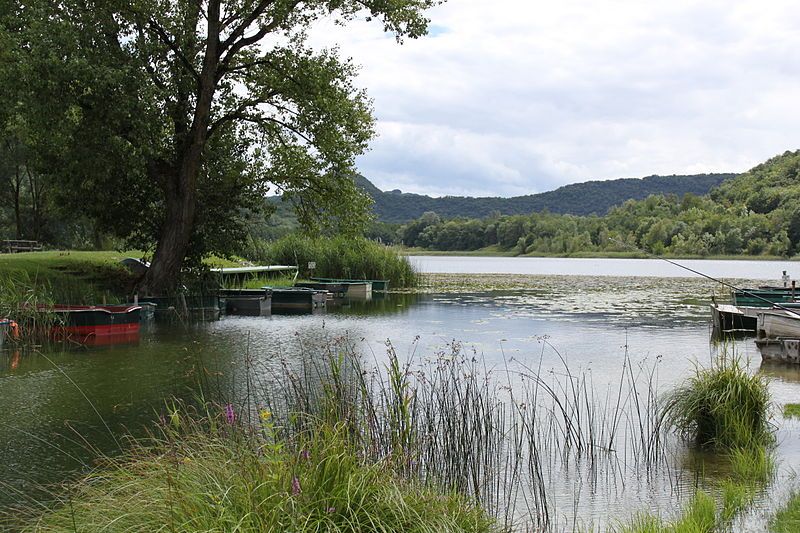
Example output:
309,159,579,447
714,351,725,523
14,409,498,532
0,271,56,342
243,339,671,530
243,234,420,288
663,354,772,450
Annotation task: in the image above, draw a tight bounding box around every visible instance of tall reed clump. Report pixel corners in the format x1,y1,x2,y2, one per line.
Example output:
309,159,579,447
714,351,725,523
13,403,499,533
244,234,420,288
663,354,772,451
0,271,56,342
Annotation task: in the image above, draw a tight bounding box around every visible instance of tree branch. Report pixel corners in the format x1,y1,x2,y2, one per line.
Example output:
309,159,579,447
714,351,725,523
146,16,201,82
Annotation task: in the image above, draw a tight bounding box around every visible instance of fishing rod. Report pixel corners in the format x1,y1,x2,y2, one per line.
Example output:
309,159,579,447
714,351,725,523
608,237,799,313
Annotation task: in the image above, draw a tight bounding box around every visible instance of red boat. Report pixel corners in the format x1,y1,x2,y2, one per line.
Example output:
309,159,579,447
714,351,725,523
50,305,142,344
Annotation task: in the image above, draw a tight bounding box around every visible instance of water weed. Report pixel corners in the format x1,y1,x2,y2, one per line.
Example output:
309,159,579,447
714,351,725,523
663,354,772,450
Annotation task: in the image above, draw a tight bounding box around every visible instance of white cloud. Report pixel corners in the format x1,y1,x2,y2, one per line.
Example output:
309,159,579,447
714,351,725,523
308,0,800,196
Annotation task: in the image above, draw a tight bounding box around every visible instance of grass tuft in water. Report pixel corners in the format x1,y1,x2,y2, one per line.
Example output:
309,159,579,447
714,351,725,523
771,491,800,533
663,354,772,450
782,403,800,419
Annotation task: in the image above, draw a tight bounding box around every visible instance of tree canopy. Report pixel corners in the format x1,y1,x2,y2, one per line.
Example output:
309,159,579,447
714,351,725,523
2,0,439,293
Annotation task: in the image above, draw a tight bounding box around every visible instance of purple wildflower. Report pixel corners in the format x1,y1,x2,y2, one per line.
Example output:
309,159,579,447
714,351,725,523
291,476,302,496
224,404,236,425
300,449,311,460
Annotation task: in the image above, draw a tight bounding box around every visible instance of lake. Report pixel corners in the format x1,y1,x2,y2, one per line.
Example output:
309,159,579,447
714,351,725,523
1,256,798,530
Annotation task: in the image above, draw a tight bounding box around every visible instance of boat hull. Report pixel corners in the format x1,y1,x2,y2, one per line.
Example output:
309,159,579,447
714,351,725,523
50,305,141,343
757,310,800,340
756,338,800,364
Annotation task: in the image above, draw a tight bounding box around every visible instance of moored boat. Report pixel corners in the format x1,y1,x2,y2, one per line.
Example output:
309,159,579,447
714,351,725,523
756,309,800,340
310,277,389,292
756,338,800,364
49,305,142,343
269,287,327,314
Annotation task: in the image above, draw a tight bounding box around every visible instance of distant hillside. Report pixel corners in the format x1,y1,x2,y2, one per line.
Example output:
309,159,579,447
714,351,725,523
356,173,736,223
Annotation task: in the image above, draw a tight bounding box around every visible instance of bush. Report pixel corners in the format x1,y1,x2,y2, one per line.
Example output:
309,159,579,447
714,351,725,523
244,234,420,288
664,355,772,450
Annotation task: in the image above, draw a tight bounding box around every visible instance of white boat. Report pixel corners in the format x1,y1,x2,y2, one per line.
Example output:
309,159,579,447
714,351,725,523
756,309,800,340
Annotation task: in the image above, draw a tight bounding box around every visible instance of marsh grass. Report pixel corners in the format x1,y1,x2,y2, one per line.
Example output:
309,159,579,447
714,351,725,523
14,410,498,533
239,339,673,530
771,491,800,533
782,403,800,419
244,234,420,288
663,354,772,450
0,271,57,342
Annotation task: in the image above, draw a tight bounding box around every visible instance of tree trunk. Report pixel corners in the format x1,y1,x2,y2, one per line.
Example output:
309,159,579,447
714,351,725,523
13,165,22,240
139,1,220,295
139,167,197,295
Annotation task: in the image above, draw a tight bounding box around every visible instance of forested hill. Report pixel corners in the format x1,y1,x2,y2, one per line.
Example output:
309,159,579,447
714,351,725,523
356,173,736,223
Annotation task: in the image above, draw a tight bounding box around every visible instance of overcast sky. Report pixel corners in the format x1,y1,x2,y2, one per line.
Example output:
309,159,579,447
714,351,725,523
311,0,800,197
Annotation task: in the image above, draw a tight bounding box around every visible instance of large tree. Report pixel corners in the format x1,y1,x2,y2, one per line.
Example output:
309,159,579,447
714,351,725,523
7,0,437,294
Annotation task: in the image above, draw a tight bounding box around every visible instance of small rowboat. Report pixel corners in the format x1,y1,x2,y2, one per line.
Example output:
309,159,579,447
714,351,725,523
50,305,141,343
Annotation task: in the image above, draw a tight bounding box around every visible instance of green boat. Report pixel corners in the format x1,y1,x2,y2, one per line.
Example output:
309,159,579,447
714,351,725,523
310,277,390,292
732,288,798,307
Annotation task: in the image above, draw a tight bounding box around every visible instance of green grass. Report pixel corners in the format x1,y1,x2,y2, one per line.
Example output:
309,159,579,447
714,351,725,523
617,491,716,533
245,235,420,288
772,492,800,532
13,413,498,533
0,251,139,303
664,354,773,450
782,403,800,418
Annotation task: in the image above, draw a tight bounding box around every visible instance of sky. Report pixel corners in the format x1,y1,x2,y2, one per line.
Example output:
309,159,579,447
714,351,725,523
310,0,800,197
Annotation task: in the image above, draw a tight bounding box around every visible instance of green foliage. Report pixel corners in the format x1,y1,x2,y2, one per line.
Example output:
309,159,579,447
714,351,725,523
782,403,800,419
245,234,420,288
18,417,497,533
0,270,55,341
617,491,716,533
771,491,800,533
0,251,137,304
3,0,439,291
388,151,800,257
664,355,772,450
354,174,735,223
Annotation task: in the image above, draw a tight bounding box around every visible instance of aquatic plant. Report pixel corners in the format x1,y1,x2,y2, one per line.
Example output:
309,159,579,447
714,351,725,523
12,415,497,533
771,491,800,533
663,354,772,450
0,271,56,342
782,403,800,419
244,234,420,288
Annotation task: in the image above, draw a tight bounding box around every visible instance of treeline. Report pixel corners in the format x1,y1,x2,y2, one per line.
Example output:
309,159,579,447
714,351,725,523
357,173,735,223
382,150,800,257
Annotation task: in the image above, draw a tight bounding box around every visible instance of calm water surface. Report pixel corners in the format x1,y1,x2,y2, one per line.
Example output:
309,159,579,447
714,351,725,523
1,257,799,530
413,255,800,279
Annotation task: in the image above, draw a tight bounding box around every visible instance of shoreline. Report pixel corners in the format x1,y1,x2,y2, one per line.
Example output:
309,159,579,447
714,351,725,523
398,247,796,261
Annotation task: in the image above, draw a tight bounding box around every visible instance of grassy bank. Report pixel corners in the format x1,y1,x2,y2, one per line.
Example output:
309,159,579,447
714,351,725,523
0,251,139,304
14,416,496,533
245,235,420,288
